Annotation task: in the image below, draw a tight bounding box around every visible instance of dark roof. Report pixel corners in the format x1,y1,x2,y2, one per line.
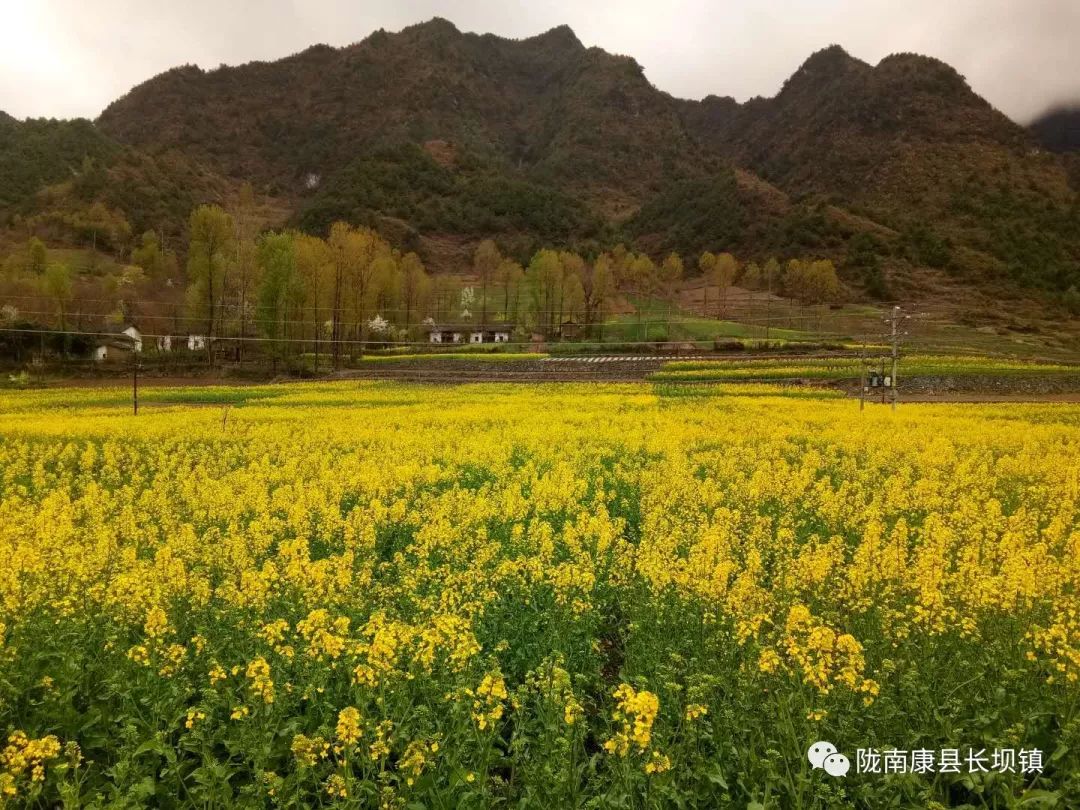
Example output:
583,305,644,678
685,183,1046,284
96,337,136,349
423,323,514,331
103,325,140,337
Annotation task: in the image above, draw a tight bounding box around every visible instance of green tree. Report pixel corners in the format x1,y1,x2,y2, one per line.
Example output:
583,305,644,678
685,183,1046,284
42,263,73,331
584,253,615,332
186,204,235,345
257,232,301,364
230,183,262,358
295,233,333,370
327,223,386,362
473,240,501,329
28,237,47,275
762,257,781,341
496,258,524,323
698,251,717,315
527,249,563,334
399,252,430,333
131,230,178,278
659,253,684,294
558,252,586,329
562,271,586,328
712,252,738,318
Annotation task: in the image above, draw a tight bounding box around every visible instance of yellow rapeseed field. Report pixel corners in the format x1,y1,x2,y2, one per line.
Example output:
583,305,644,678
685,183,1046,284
0,382,1078,808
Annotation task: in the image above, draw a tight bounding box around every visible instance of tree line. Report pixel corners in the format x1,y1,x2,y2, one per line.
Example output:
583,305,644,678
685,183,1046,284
1,191,846,363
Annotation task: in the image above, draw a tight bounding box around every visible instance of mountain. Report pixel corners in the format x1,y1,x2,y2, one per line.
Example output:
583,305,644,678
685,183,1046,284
679,47,1080,289
0,116,119,206
97,19,712,213
3,20,1079,302
1031,106,1080,153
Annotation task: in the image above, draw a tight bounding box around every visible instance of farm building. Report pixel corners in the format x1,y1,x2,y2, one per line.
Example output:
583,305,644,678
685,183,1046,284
424,323,513,344
93,325,142,362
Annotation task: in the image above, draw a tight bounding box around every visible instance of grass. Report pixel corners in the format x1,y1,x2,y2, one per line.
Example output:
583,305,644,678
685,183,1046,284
649,354,1080,382
357,352,547,362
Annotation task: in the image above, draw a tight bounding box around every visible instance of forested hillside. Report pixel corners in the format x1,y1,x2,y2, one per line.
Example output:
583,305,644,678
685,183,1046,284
1,18,1079,325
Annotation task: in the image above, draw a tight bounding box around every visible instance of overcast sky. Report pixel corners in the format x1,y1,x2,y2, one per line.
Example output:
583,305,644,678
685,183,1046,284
1,0,1077,124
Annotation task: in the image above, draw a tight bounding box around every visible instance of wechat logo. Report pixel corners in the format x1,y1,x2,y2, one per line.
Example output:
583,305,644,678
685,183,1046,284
808,741,850,777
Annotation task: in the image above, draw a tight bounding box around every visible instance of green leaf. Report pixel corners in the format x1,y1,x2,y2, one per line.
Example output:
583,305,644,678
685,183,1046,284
705,765,729,789
1018,789,1060,808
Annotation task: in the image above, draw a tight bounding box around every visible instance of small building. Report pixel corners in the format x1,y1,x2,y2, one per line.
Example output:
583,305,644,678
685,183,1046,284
188,334,208,351
93,325,142,362
104,326,142,352
425,323,513,345
93,336,138,363
558,318,581,340
156,335,173,352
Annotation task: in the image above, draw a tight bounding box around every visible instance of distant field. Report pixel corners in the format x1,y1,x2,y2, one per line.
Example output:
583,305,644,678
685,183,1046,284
650,354,1080,382
357,352,546,362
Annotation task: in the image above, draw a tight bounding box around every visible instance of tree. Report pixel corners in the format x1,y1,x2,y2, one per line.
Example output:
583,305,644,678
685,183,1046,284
762,258,781,341
186,205,235,351
1064,285,1080,316
526,249,563,334
583,253,615,333
42,263,73,331
698,251,717,315
562,272,586,328
496,258,524,323
712,253,738,318
327,222,351,368
399,252,430,334
28,237,47,275
78,202,131,261
230,183,261,361
625,253,656,330
784,259,841,305
741,261,761,288
558,252,586,329
473,240,501,330
610,244,632,288
257,232,301,367
131,230,179,278
659,253,684,294
366,250,398,351
327,223,385,363
295,233,333,371
626,253,655,295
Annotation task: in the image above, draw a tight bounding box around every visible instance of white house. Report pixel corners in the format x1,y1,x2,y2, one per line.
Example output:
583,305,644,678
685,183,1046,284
425,323,513,345
93,329,140,362
188,334,207,351
121,325,143,352
157,335,173,352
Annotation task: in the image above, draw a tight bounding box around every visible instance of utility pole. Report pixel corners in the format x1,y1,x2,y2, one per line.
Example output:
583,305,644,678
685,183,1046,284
885,305,909,412
764,266,772,344
859,336,866,411
890,306,899,412
132,352,139,415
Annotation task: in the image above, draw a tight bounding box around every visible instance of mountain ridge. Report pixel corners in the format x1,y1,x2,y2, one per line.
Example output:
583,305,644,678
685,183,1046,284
2,19,1077,302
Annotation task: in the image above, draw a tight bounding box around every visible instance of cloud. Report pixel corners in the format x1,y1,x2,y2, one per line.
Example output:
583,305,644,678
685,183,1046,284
0,0,1076,123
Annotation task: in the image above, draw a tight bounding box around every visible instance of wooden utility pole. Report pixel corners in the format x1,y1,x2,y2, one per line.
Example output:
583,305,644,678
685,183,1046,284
765,269,772,344
886,305,908,412
890,306,899,412
859,337,866,411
